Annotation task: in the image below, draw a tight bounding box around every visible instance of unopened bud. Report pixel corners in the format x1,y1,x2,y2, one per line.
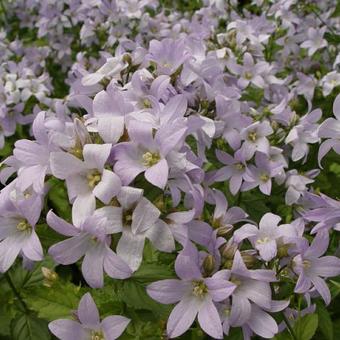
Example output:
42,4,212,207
240,250,257,268
203,254,215,277
42,267,58,287
217,224,233,237
220,243,237,260
277,243,291,258
122,54,132,65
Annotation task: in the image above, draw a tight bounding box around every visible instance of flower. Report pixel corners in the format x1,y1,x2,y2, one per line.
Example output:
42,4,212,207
49,292,130,340
293,230,340,305
300,27,327,56
234,213,298,261
47,206,132,288
147,242,236,339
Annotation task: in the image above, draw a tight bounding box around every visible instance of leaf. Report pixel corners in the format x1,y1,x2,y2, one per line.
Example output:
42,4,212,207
316,302,334,340
118,280,170,318
294,313,318,340
10,313,50,340
330,279,340,298
47,178,72,220
132,263,175,283
23,281,81,321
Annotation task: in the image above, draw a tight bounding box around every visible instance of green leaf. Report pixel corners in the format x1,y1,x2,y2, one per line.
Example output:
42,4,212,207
47,178,72,220
294,313,318,340
118,280,170,318
316,302,334,340
10,313,50,340
23,281,81,321
132,263,175,283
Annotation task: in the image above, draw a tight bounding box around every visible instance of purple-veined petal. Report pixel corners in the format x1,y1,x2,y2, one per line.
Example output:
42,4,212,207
147,279,190,304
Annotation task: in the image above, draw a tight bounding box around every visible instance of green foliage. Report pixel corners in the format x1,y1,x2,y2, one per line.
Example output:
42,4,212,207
316,302,334,340
294,313,318,340
11,313,51,340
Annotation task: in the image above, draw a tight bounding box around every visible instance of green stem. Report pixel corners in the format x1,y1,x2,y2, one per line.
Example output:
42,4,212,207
282,312,297,340
5,272,29,313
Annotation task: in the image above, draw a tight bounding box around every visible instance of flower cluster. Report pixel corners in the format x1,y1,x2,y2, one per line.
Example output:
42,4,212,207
1,0,340,339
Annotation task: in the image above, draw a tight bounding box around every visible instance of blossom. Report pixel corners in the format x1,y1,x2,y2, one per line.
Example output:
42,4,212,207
113,120,187,189
239,121,273,160
47,206,132,288
50,143,121,218
49,292,130,340
293,230,340,304
107,186,175,271
300,27,327,56
0,183,43,272
318,93,340,165
147,242,236,339
234,213,298,261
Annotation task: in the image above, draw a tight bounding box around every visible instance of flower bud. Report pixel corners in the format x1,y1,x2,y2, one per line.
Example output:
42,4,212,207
220,243,237,260
203,254,215,277
240,250,257,268
41,267,58,287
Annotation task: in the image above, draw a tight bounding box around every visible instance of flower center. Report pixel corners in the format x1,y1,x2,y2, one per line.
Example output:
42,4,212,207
244,71,253,80
247,131,257,142
302,259,311,269
142,98,152,108
122,210,133,227
87,170,102,188
142,151,160,167
16,220,32,233
91,330,105,340
192,280,208,298
256,236,270,244
230,275,242,286
235,163,244,171
260,173,270,182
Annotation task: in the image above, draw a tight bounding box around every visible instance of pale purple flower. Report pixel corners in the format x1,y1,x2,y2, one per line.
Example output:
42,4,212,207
213,251,279,330
145,38,190,76
227,53,267,89
293,230,340,305
285,109,321,162
109,186,175,271
113,120,187,189
89,86,134,144
300,27,327,56
234,213,298,261
321,71,340,96
81,56,128,86
0,185,43,272
303,193,340,233
147,242,236,339
50,143,121,219
241,152,281,195
49,292,130,340
47,207,132,288
240,121,273,160
214,149,248,195
284,170,316,205
318,94,340,165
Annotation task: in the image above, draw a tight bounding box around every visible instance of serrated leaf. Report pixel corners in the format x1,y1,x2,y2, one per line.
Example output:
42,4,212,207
316,302,334,340
132,263,175,283
10,313,50,340
118,280,170,318
23,282,81,321
294,313,318,340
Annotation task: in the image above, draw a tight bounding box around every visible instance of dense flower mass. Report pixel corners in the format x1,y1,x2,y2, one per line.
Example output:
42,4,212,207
1,0,340,339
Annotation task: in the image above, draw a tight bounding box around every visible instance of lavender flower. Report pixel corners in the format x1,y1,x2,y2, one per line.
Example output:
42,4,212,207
147,242,236,339
293,230,340,304
49,293,130,340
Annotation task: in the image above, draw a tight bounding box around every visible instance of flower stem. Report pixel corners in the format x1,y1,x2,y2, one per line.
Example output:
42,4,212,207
282,312,297,340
